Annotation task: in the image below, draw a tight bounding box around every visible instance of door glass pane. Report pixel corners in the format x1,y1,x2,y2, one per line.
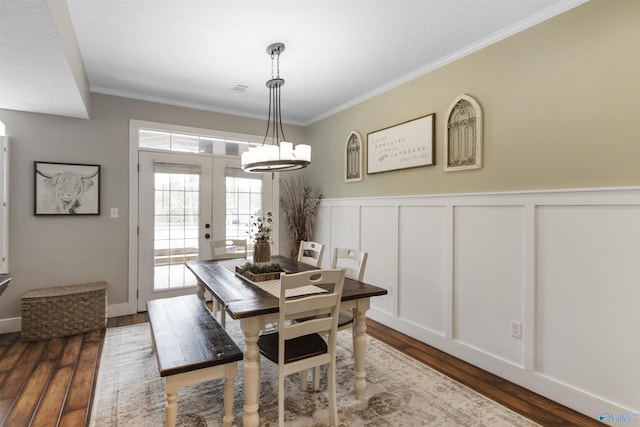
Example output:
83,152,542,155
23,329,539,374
138,127,257,156
225,175,262,245
171,133,200,153
139,130,171,150
154,172,199,290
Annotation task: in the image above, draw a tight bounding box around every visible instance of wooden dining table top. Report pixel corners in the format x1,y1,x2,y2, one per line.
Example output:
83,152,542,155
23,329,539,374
185,255,388,320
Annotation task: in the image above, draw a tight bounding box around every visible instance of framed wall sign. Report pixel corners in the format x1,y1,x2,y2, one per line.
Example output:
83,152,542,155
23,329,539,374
367,114,435,174
34,161,100,215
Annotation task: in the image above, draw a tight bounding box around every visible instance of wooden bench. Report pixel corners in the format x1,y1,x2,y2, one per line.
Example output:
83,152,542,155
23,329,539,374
147,294,243,427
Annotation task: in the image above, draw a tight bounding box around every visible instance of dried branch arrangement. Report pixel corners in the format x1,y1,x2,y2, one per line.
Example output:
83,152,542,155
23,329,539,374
279,177,322,255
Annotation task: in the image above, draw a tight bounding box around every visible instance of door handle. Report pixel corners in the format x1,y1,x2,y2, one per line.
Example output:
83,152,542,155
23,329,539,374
205,233,211,239
205,223,211,229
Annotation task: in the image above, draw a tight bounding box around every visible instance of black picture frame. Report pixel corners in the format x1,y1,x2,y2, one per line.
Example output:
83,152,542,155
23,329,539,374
34,161,100,215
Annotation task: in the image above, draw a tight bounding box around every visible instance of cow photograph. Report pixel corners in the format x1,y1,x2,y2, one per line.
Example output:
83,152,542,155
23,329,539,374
34,162,100,215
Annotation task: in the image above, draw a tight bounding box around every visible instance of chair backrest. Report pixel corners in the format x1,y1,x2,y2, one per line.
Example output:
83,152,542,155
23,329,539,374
297,240,325,268
331,247,368,281
211,239,248,260
278,269,346,364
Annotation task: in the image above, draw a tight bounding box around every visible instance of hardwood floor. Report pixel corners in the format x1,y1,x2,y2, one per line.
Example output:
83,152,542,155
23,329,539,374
0,313,601,427
365,320,602,427
0,313,147,427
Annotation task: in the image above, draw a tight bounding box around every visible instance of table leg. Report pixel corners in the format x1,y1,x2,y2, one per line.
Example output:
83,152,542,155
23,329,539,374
241,317,263,427
353,300,370,397
196,280,206,304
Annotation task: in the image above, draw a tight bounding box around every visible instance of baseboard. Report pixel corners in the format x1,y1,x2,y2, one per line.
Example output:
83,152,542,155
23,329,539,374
367,307,633,424
107,302,130,318
0,302,134,334
0,316,21,334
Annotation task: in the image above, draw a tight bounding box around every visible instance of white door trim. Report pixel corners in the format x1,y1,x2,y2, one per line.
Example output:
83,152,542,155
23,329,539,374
128,119,279,314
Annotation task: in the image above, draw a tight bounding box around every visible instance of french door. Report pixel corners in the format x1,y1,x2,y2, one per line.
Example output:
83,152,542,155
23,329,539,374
137,151,215,311
137,151,276,311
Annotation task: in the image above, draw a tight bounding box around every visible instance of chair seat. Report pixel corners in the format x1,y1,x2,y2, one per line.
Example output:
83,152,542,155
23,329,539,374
258,332,327,364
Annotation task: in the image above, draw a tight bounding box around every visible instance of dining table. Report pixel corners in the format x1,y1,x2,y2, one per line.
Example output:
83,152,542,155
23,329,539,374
185,255,388,427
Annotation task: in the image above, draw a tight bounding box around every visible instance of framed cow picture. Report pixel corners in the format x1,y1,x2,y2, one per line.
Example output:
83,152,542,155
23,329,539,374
34,161,100,215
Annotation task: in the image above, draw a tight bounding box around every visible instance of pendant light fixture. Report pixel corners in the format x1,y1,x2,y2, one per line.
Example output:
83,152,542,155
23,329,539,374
241,43,311,173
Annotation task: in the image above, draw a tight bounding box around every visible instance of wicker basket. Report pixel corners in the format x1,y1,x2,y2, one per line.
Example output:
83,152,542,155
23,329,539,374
21,281,107,341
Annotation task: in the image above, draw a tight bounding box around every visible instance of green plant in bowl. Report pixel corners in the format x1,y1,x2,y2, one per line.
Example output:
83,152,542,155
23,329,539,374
239,262,282,274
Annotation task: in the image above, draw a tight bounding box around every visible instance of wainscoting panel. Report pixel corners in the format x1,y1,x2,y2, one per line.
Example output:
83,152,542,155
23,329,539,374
328,205,360,260
315,187,640,420
398,206,447,335
453,206,525,367
361,206,397,316
314,205,332,267
536,205,640,412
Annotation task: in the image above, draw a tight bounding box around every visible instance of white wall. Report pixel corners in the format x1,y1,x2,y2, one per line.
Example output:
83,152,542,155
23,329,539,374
314,186,640,421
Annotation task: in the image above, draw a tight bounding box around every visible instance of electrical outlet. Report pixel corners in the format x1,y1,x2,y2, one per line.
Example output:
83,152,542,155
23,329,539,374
510,320,522,339
110,207,119,219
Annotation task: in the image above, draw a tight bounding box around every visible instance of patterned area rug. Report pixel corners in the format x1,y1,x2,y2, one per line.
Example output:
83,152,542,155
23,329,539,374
90,319,539,426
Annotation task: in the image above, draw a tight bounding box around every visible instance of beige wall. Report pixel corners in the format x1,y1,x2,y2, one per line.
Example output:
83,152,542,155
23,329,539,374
304,0,640,198
0,93,304,319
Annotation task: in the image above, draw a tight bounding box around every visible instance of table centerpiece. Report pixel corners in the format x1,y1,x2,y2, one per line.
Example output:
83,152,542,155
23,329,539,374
252,210,273,266
235,261,284,282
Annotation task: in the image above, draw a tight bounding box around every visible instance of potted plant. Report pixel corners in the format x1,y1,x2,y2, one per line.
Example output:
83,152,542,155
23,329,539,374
251,210,273,266
235,260,283,282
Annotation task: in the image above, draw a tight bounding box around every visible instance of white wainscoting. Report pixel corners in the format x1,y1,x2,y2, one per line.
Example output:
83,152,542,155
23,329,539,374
315,187,640,421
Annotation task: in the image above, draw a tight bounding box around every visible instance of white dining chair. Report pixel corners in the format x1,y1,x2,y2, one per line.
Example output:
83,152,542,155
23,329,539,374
209,239,248,327
332,247,368,282
257,268,346,427
297,240,325,267
303,247,368,391
333,247,368,328
211,239,248,260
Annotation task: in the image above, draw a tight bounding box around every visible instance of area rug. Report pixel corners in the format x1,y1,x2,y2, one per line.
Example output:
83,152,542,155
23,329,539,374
89,319,539,426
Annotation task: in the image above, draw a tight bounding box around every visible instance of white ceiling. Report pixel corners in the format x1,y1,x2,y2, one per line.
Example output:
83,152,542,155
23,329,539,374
0,0,586,125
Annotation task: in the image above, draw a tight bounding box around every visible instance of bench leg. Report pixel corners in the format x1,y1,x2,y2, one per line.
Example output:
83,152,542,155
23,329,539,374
223,363,238,427
163,365,238,427
165,381,180,427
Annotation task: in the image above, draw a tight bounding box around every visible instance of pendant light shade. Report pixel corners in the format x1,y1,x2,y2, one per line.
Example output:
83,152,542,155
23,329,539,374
241,43,311,173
